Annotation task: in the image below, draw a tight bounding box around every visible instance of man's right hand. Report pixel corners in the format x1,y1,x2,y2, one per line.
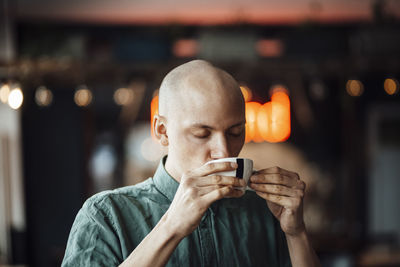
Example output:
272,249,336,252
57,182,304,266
164,161,246,238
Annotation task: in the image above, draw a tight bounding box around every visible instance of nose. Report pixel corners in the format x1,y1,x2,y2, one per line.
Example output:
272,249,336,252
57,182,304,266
210,133,229,159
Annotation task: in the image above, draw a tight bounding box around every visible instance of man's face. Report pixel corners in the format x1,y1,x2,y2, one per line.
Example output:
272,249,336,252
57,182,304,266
165,84,246,179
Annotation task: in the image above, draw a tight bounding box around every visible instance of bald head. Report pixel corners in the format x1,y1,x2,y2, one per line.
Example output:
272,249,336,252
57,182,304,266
155,60,246,179
158,60,244,119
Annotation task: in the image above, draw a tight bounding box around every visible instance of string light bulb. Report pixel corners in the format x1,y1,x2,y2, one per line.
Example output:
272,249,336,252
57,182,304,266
0,83,10,103
346,80,364,97
74,85,92,107
8,85,24,110
384,78,399,95
35,86,53,107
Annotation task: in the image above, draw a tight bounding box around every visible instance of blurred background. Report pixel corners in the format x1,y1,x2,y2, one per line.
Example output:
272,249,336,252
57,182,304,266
1,0,400,266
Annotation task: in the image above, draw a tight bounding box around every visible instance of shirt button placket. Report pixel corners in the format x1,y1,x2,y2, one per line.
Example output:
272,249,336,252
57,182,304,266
198,209,216,267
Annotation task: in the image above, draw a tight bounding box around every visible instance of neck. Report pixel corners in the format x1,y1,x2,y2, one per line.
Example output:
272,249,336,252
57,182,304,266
164,155,181,183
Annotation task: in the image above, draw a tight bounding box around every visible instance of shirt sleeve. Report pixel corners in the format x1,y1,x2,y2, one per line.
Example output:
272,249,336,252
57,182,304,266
62,198,123,267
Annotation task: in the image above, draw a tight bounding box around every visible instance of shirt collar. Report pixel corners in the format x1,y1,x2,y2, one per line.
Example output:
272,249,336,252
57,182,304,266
153,155,180,202
153,155,219,216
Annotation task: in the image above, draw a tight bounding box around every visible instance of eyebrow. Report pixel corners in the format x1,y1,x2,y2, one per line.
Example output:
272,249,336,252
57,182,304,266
189,121,246,130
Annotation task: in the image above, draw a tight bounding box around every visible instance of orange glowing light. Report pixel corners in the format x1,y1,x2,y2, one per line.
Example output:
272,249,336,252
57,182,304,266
256,39,284,58
346,80,364,97
246,91,291,143
240,85,252,102
270,101,291,142
74,87,92,107
150,95,159,139
271,91,290,106
173,39,199,58
257,101,271,141
245,102,263,143
384,78,399,95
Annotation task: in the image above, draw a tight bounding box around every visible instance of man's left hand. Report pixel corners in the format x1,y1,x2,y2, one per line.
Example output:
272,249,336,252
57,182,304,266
248,166,306,236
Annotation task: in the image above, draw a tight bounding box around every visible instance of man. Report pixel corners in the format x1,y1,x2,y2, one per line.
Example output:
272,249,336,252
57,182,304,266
62,60,320,267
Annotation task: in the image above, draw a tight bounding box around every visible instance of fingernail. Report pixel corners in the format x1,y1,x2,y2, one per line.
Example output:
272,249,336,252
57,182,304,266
231,162,238,168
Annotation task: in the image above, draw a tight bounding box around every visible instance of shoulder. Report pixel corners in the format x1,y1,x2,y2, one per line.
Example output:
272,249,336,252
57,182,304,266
81,178,157,216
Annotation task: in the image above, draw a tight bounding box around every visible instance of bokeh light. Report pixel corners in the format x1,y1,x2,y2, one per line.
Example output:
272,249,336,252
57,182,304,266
173,39,198,58
309,80,327,101
384,78,399,95
8,87,24,110
257,91,291,143
271,90,290,106
140,137,162,162
269,100,291,142
245,102,263,143
270,84,289,95
257,102,271,142
114,87,134,106
150,94,159,139
0,83,10,103
35,86,53,107
346,80,364,97
256,39,284,57
240,85,252,102
74,86,93,107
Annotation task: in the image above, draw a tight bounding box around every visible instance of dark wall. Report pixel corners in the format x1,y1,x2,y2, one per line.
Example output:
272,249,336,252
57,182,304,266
22,87,87,267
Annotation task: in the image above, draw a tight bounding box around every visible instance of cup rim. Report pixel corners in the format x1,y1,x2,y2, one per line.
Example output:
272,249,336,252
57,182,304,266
206,157,253,164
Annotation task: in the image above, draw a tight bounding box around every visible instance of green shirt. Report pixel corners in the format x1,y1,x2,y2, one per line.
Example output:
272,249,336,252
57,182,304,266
62,157,291,267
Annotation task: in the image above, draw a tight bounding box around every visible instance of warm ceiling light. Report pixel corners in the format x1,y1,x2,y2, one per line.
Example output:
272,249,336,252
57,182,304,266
150,95,159,139
256,39,284,57
114,87,134,106
270,84,289,95
257,91,291,143
245,102,263,143
8,87,24,110
384,78,399,95
173,39,199,58
0,83,10,103
240,85,252,102
346,80,364,97
35,86,53,107
74,86,92,107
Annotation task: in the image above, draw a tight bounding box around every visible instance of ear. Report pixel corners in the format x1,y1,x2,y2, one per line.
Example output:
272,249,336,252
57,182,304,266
153,114,169,146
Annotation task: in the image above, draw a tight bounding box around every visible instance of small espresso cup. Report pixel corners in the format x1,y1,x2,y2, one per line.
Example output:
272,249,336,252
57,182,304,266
206,157,254,190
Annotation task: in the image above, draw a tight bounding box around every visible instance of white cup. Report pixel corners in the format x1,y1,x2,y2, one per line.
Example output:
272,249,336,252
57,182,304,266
206,157,254,190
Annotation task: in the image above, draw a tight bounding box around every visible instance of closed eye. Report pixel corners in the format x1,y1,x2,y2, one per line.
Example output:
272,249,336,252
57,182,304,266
193,133,210,139
191,129,210,139
228,125,245,137
228,132,243,137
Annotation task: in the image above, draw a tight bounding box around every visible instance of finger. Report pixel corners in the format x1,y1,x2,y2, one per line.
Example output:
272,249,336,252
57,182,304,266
249,183,304,198
197,185,223,196
255,191,302,209
191,161,238,177
256,166,300,179
196,175,246,188
250,173,302,188
197,184,245,196
201,186,243,204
